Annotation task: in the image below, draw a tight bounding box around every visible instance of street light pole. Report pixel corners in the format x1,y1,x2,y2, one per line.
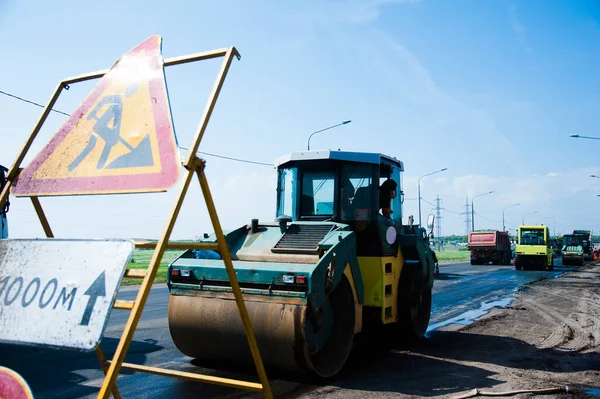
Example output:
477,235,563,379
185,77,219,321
307,120,351,150
418,168,448,227
537,215,557,235
522,211,538,225
502,203,520,232
569,134,600,141
471,190,494,231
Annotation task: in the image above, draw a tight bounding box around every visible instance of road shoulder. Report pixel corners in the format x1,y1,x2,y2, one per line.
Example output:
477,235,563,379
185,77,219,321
427,261,600,398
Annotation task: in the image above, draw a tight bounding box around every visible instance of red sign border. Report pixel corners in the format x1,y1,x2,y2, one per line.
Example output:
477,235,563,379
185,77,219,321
12,35,180,197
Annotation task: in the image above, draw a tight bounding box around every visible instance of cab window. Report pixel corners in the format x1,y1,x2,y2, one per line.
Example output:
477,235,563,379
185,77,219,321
301,171,335,216
339,164,373,224
520,229,545,245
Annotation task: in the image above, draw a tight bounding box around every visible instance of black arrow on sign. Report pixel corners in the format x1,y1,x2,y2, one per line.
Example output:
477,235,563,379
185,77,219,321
80,271,106,326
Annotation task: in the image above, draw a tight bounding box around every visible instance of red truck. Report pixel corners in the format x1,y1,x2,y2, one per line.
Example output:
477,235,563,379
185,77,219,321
468,230,512,265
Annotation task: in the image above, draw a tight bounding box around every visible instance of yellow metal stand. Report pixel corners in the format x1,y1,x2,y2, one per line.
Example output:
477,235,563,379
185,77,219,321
0,45,273,399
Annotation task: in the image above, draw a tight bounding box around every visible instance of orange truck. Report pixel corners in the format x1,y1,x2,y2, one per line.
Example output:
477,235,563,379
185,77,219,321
468,230,512,265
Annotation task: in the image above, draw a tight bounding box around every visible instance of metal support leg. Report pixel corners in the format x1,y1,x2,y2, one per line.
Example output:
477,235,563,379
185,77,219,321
30,197,54,238
195,163,273,399
95,347,122,399
97,164,197,399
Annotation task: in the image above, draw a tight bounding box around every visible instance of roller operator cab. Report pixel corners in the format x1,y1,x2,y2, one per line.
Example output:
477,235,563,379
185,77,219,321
573,229,593,261
515,225,554,271
167,150,437,378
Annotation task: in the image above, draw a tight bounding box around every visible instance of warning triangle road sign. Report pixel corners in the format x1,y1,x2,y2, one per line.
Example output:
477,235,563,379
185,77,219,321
12,35,180,197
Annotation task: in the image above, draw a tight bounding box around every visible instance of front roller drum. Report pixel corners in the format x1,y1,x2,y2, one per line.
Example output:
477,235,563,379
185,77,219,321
168,277,356,378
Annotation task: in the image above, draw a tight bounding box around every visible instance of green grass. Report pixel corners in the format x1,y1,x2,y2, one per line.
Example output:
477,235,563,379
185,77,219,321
435,248,471,263
121,246,470,286
122,249,185,285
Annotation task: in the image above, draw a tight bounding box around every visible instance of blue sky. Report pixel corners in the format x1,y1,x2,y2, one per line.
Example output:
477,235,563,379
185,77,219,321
1,0,599,238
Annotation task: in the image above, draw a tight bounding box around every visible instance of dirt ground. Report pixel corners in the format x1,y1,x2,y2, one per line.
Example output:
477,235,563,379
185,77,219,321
263,261,600,399
425,261,600,399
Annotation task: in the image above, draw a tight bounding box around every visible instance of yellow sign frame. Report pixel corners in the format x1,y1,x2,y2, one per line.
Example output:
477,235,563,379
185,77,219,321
0,43,273,399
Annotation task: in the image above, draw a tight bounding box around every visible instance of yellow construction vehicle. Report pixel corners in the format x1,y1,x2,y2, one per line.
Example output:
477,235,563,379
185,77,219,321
514,225,554,271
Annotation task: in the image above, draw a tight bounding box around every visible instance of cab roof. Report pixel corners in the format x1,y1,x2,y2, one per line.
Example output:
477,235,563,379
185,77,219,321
275,150,404,170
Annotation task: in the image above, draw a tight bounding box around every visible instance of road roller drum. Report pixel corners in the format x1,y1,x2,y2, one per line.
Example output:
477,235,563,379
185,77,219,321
168,273,356,377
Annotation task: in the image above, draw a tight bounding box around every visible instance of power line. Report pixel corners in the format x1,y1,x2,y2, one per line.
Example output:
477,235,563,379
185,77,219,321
0,89,71,117
420,197,464,216
474,211,501,223
421,197,436,207
178,146,272,167
442,207,463,215
1,88,273,167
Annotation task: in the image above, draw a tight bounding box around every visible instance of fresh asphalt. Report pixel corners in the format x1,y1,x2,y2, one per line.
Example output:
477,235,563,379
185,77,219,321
0,259,578,399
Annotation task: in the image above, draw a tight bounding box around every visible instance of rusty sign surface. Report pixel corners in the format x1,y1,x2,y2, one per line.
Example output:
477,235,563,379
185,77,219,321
0,239,134,351
12,35,180,197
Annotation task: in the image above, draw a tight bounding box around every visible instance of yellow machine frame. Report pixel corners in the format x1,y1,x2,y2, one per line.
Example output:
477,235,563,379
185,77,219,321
0,46,273,399
516,225,552,262
358,250,405,324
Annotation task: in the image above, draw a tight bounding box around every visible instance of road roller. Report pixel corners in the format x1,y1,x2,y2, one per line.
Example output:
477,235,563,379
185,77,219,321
167,150,437,377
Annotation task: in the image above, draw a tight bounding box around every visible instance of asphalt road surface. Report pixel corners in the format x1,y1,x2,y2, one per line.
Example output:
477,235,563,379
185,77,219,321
0,259,577,399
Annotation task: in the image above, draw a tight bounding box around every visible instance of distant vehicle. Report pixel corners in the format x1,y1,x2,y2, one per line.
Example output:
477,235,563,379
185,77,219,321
552,235,563,258
515,225,554,271
573,229,593,261
467,230,512,265
561,234,584,266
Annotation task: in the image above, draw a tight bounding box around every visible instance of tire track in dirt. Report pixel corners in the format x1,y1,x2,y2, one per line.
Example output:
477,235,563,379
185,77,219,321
528,275,600,350
528,286,598,307
573,290,600,350
522,300,584,350
522,289,600,351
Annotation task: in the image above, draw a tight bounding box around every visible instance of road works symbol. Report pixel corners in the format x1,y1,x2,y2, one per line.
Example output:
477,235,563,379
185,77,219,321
67,84,153,172
0,366,34,399
0,239,133,351
12,35,180,197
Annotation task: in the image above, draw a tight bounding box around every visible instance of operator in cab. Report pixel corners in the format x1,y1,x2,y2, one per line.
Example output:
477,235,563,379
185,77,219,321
379,178,397,219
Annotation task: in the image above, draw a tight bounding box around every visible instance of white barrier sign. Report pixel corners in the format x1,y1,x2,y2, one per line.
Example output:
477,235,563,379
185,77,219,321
0,239,134,351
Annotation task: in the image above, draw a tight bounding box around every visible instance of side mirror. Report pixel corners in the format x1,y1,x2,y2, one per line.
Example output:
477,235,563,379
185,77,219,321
427,214,435,232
